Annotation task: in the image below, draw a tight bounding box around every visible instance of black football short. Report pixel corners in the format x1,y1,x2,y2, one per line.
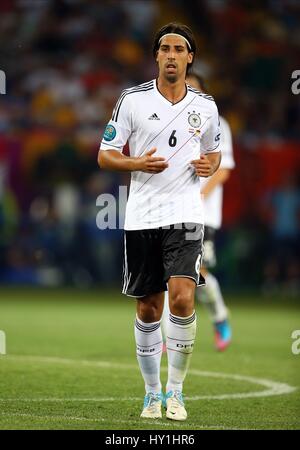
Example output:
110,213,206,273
122,223,205,297
202,226,217,268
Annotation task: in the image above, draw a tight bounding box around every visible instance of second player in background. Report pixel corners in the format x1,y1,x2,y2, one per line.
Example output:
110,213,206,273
163,72,235,352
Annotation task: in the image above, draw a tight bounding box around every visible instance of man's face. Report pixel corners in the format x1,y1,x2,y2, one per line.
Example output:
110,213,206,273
156,35,193,83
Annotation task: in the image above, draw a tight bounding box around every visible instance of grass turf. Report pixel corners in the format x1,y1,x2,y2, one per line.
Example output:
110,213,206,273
0,288,299,430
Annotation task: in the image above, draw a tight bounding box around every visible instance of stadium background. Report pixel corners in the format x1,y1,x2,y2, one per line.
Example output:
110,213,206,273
0,0,300,432
0,0,299,293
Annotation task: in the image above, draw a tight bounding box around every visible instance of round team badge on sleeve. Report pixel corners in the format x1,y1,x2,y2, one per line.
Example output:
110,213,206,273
104,124,116,141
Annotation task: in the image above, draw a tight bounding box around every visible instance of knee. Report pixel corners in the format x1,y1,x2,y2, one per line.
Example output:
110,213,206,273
137,296,163,323
169,291,194,317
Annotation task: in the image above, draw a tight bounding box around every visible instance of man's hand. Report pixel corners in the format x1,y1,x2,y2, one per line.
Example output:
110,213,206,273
98,147,168,173
135,148,168,174
190,153,221,178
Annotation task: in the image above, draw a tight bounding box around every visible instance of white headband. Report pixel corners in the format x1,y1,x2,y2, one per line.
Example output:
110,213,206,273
158,33,192,51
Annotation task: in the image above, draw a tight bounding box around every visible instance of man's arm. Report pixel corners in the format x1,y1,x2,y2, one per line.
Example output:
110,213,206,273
98,147,168,174
190,152,221,178
201,168,231,196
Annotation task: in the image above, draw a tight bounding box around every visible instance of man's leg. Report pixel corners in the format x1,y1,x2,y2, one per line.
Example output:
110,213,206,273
165,277,197,421
197,266,231,350
135,292,164,418
198,266,228,322
161,291,169,352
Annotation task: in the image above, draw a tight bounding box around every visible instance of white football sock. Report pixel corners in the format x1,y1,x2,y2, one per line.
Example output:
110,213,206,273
134,316,163,394
166,311,197,393
161,291,169,344
196,272,227,323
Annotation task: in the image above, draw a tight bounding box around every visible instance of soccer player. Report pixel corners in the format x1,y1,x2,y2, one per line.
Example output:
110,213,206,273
98,23,221,421
187,72,235,350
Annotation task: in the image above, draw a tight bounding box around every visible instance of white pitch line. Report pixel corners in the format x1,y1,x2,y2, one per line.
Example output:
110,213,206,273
1,354,297,402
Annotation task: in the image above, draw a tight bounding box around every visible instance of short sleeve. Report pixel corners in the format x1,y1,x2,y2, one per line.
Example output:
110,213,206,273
219,116,235,169
201,103,221,153
100,92,132,152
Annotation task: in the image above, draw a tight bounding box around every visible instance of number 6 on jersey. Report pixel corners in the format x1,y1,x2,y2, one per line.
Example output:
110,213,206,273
169,130,177,147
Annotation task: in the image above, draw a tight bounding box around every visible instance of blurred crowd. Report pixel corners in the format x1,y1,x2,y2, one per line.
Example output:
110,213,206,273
0,0,299,293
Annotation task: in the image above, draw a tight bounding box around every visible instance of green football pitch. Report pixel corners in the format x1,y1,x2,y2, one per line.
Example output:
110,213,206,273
0,288,299,430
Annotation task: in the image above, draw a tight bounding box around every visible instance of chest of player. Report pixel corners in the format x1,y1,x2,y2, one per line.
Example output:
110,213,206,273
131,98,211,149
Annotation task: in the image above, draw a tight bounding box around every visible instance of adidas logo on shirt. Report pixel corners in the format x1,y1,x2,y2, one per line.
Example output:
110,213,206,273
148,113,160,120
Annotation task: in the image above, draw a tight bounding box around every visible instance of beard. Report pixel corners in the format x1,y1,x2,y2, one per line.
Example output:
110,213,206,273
164,72,178,83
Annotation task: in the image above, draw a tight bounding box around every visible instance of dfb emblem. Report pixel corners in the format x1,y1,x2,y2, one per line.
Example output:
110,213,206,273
188,111,201,128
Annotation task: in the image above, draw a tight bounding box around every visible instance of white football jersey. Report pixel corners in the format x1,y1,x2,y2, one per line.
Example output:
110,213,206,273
201,116,235,229
100,79,220,230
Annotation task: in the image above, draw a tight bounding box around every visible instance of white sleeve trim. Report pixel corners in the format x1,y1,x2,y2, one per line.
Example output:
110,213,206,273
100,141,124,152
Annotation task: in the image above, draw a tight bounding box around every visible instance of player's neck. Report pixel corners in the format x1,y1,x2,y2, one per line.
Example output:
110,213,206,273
157,77,187,105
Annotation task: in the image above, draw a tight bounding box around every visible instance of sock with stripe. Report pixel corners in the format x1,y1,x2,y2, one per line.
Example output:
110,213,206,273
166,311,197,393
134,316,163,395
197,272,228,323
